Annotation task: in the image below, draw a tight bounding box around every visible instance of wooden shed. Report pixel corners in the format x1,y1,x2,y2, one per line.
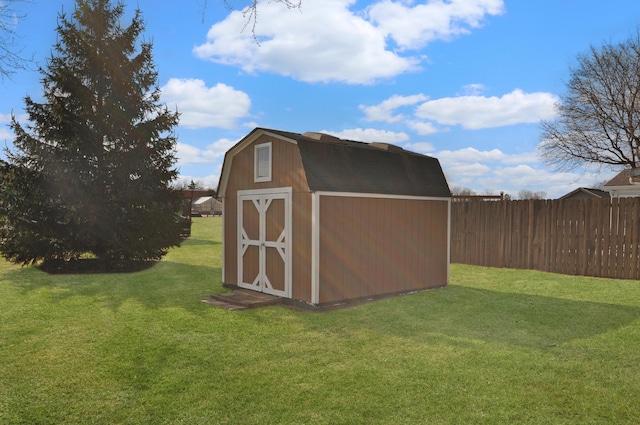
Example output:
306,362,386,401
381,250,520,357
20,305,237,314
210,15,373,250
217,128,452,308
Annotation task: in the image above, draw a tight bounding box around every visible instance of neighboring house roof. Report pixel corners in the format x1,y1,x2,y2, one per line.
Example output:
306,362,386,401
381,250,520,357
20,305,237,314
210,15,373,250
603,169,640,187
558,187,610,200
180,189,216,199
218,128,451,198
602,168,640,197
194,196,213,205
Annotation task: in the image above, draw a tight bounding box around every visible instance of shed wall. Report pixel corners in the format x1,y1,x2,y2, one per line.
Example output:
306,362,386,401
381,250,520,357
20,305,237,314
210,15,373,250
318,196,449,304
223,135,313,303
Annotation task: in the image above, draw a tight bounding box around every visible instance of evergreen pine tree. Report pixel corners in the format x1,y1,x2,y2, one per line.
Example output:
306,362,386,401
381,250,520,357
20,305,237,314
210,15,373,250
0,0,184,267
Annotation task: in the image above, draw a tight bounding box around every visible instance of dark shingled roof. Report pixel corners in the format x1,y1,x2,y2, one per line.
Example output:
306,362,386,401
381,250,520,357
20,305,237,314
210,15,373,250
558,187,610,200
604,169,640,187
265,129,451,198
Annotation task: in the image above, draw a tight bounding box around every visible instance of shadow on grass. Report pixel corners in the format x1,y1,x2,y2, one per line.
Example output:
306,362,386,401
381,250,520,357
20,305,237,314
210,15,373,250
180,238,220,246
333,284,640,349
6,259,640,350
38,259,158,274
3,261,222,312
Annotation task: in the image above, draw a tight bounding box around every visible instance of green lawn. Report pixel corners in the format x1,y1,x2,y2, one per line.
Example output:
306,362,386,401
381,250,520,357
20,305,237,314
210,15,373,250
1,217,639,424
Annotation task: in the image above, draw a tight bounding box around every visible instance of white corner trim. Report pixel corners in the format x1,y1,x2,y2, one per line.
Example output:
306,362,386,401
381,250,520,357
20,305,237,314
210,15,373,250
311,192,320,305
447,198,451,283
314,191,451,202
221,197,225,284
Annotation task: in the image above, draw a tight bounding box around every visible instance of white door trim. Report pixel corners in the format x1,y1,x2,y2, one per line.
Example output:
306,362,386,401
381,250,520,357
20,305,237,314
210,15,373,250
237,187,292,298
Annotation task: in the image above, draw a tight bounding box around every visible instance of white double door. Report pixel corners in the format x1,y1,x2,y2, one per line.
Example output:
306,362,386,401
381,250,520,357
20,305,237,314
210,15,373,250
238,188,292,298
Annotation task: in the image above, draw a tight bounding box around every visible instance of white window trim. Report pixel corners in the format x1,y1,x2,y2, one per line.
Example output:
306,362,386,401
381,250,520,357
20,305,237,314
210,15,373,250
254,142,272,183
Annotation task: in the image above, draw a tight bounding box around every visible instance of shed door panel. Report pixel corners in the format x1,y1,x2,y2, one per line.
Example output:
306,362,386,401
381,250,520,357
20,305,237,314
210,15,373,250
264,197,286,294
238,190,291,298
241,198,261,287
241,245,260,288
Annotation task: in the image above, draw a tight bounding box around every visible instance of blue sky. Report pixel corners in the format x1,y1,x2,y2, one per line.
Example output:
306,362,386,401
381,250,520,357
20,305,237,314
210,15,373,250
2,0,640,197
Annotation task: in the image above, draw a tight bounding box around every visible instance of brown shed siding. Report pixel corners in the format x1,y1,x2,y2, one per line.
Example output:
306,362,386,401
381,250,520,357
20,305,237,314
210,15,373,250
292,191,313,303
222,196,238,286
219,128,451,308
222,135,313,302
318,195,449,304
225,134,308,191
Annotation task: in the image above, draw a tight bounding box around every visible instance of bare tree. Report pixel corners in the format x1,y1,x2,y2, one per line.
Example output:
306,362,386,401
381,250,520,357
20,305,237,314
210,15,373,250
0,0,31,80
518,190,546,200
203,0,301,31
539,30,640,172
171,178,208,190
451,186,477,197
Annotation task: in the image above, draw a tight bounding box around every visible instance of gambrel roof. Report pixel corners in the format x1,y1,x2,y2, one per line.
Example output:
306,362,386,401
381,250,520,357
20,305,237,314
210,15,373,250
218,128,451,198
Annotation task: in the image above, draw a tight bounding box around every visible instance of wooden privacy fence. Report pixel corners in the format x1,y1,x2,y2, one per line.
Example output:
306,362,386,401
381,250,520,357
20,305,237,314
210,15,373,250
450,198,640,280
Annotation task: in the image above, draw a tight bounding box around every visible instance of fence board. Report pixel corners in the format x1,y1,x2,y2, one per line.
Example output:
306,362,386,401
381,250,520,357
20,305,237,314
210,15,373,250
621,199,631,279
450,198,640,280
579,200,588,276
612,200,622,278
632,200,640,280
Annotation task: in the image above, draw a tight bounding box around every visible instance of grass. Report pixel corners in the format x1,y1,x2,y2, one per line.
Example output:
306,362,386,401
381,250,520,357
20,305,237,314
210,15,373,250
1,217,640,424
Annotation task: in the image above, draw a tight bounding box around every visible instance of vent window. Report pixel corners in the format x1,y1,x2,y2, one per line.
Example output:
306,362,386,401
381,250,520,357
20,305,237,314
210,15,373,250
254,142,272,182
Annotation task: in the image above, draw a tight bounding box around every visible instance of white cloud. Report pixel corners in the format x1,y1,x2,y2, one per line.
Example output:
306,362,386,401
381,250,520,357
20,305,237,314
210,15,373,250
362,88,557,134
437,147,531,192
437,147,549,182
360,94,428,122
194,0,415,84
444,162,492,180
403,141,436,154
1,113,28,123
434,146,612,198
322,128,410,143
437,147,510,164
407,120,439,135
176,138,237,166
461,83,486,96
176,142,206,165
0,113,27,142
500,151,540,165
0,127,13,142
161,78,251,129
366,0,505,50
194,0,503,84
243,121,260,129
0,114,12,141
491,165,584,196
414,89,558,129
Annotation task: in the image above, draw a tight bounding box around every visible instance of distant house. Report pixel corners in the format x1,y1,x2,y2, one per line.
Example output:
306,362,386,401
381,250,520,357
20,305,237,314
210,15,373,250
603,169,640,198
192,196,222,216
558,187,610,200
217,128,451,308
179,189,221,216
